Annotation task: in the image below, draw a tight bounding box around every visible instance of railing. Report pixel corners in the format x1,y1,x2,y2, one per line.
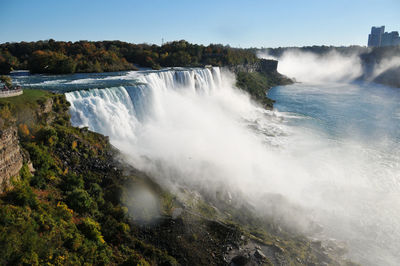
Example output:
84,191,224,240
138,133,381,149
0,89,23,98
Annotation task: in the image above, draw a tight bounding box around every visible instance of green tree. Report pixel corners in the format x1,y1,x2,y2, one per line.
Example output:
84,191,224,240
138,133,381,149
66,188,95,214
28,50,76,74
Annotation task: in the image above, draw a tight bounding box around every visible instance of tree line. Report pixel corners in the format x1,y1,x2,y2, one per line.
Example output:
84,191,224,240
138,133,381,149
0,39,259,74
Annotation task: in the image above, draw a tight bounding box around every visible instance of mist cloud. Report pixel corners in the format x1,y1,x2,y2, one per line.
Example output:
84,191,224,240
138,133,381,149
259,49,363,83
370,56,400,80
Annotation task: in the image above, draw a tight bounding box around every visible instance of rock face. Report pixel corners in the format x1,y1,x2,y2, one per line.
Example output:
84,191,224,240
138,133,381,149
373,66,400,88
358,46,400,88
225,59,278,74
38,97,54,115
0,126,23,192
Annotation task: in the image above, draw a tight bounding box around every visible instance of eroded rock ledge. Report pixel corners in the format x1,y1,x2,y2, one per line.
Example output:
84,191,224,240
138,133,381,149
0,126,23,192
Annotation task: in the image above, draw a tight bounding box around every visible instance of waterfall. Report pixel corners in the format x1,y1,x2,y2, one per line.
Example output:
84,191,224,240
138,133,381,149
65,66,285,192
66,67,223,130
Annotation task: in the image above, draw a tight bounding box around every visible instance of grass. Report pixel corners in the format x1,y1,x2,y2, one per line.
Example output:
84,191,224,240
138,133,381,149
0,89,52,110
0,89,54,128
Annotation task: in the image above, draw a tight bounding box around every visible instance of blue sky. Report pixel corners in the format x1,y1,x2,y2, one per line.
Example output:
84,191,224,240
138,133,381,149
1,0,399,47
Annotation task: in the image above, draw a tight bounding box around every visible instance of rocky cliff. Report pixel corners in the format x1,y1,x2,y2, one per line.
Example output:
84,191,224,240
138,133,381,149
0,90,57,193
231,59,293,109
358,47,400,88
225,59,279,74
0,126,23,192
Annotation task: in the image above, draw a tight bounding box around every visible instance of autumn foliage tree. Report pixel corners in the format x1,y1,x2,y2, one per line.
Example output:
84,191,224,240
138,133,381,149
1,39,259,74
28,50,76,74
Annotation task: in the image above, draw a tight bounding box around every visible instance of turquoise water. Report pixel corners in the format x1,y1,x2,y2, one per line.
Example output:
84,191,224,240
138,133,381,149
269,82,400,265
269,82,400,144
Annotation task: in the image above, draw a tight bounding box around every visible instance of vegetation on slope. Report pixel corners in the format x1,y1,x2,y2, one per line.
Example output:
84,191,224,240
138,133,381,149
0,91,177,265
0,75,12,87
236,71,292,109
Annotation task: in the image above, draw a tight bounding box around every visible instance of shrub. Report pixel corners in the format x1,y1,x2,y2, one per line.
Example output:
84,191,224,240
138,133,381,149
60,173,84,192
89,183,104,206
122,254,150,266
24,143,56,173
5,182,39,208
0,75,12,87
19,163,32,182
66,188,95,214
36,127,58,146
30,167,57,189
0,104,12,121
78,217,105,244
18,123,30,137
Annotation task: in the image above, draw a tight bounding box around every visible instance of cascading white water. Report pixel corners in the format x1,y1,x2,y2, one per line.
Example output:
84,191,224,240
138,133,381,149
65,68,235,149
66,67,288,189
66,67,295,212
65,67,400,266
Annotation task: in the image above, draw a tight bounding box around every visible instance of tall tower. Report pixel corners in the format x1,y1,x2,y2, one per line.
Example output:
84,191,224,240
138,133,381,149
368,26,385,47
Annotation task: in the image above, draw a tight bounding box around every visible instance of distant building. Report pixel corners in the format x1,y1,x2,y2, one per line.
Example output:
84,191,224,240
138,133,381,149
368,26,385,47
382,31,400,46
368,26,400,47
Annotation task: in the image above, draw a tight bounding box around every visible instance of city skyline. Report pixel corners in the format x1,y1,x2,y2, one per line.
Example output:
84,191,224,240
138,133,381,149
368,26,400,47
1,0,400,48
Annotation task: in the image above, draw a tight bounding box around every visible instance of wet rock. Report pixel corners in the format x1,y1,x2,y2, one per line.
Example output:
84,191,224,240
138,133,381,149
230,254,250,266
172,208,183,219
254,249,266,260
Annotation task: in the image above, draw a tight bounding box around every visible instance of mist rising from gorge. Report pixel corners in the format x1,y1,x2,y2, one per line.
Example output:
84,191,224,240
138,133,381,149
258,48,400,85
259,49,363,83
64,67,400,265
